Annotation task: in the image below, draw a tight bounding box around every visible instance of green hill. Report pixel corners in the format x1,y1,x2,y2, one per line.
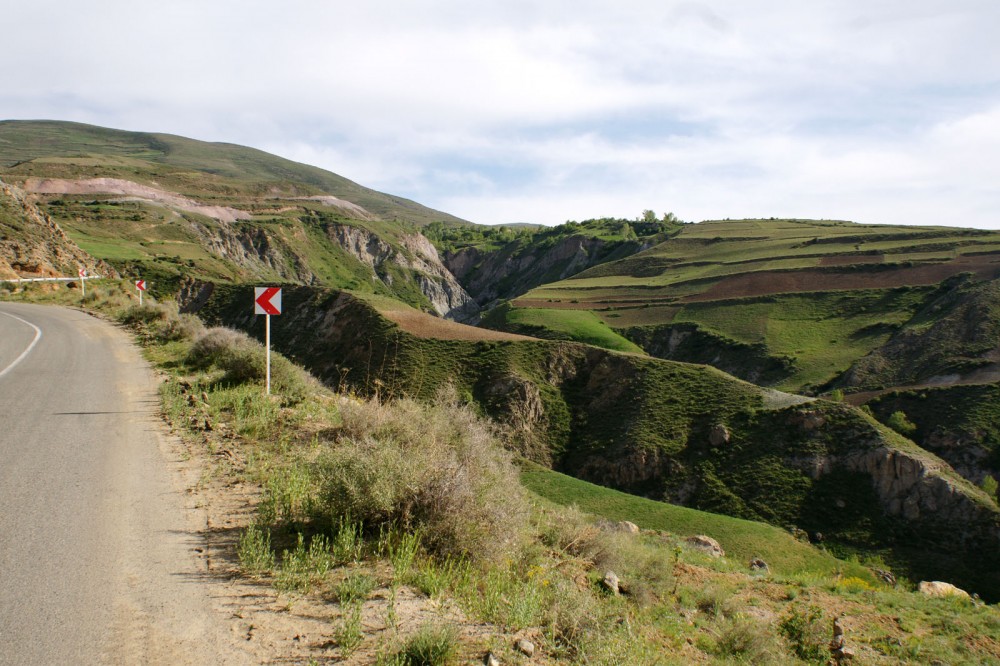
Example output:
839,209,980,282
187,284,1000,599
0,120,479,319
480,218,1000,394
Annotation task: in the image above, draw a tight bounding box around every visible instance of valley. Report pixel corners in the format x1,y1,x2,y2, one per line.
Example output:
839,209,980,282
2,119,1000,663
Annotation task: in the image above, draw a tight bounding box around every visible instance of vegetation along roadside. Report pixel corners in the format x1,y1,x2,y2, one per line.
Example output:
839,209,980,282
3,279,999,665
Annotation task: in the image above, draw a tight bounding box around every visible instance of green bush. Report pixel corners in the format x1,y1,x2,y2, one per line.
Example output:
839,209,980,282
392,625,457,666
885,410,917,437
314,388,528,562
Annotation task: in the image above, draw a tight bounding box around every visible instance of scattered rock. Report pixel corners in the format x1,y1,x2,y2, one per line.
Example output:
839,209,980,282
835,498,847,509
829,616,854,663
201,391,210,403
918,581,970,599
709,424,731,446
788,526,809,541
483,651,500,666
873,568,896,586
602,571,621,595
597,519,640,534
187,393,198,406
684,535,725,558
514,638,535,657
749,557,769,573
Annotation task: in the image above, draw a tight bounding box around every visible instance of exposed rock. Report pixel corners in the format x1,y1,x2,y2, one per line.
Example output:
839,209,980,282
177,278,216,314
328,223,478,321
749,558,769,573
829,616,854,663
483,651,500,666
790,409,827,431
602,571,621,596
514,638,535,657
447,234,650,308
597,519,640,534
709,424,731,447
0,179,112,278
873,568,897,586
684,535,725,558
918,581,970,599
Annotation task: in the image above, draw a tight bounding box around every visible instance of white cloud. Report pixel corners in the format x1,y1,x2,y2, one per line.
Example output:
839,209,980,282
2,0,999,227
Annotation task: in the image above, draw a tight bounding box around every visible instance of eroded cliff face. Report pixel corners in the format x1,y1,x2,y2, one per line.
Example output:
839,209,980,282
446,235,651,308
191,219,315,283
328,224,478,321
0,180,112,278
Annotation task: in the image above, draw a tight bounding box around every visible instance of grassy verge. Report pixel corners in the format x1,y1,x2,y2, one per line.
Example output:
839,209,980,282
3,280,999,665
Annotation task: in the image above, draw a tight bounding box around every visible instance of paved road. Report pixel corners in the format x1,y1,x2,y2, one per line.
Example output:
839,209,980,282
0,303,247,665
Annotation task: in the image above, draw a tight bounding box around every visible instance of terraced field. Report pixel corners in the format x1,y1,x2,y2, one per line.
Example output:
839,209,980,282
501,219,1000,392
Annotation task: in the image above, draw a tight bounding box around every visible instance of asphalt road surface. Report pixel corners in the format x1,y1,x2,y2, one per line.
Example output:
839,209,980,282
0,303,247,665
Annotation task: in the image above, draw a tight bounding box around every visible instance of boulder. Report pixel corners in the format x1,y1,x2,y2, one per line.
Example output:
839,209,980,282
602,571,621,596
514,638,535,657
684,535,725,558
918,581,970,599
709,424,731,446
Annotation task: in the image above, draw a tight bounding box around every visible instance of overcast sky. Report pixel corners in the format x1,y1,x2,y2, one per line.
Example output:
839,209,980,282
3,1,999,228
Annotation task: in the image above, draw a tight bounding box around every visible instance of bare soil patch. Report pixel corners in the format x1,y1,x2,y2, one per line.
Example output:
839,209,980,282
818,254,884,266
686,254,1000,303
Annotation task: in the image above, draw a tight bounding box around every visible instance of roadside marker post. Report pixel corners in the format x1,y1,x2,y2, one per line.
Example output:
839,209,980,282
78,268,87,297
135,279,147,306
253,287,282,395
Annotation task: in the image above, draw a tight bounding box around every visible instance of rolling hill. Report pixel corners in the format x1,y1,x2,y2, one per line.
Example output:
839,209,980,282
4,120,1000,601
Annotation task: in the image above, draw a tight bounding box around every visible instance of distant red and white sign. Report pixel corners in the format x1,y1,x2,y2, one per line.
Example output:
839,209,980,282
135,280,147,291
254,287,282,315
78,268,87,278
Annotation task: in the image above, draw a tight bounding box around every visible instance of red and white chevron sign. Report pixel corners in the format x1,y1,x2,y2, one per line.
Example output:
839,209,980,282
78,268,87,278
254,287,282,315
135,280,146,291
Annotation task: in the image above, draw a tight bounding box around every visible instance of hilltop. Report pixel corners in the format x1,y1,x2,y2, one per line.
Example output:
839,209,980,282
0,120,478,319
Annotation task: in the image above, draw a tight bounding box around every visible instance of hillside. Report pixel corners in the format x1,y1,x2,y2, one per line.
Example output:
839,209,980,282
185,284,1000,599
0,120,478,319
0,179,109,279
5,120,1000,606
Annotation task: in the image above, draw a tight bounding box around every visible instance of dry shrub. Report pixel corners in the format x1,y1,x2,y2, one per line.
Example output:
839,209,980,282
186,326,311,400
118,303,168,326
314,386,528,562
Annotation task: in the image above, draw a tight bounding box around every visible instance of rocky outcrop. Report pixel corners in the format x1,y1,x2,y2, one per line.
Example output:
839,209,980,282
0,180,112,278
446,235,650,308
190,218,314,283
328,223,478,321
841,447,993,525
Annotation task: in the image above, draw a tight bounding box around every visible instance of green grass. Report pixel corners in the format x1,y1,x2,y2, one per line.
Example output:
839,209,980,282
520,463,870,579
495,307,645,353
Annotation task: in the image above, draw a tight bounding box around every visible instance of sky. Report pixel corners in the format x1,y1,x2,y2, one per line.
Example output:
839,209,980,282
3,0,1000,228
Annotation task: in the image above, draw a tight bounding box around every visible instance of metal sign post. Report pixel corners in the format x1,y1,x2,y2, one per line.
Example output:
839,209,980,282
135,279,147,306
78,268,86,297
253,287,282,395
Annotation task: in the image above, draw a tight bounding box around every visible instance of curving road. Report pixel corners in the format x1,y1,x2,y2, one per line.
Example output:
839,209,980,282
0,303,247,665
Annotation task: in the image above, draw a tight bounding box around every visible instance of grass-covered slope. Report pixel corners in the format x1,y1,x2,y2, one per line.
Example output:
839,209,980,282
0,120,468,226
189,283,1000,599
493,218,1000,394
12,282,1000,665
0,120,477,318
